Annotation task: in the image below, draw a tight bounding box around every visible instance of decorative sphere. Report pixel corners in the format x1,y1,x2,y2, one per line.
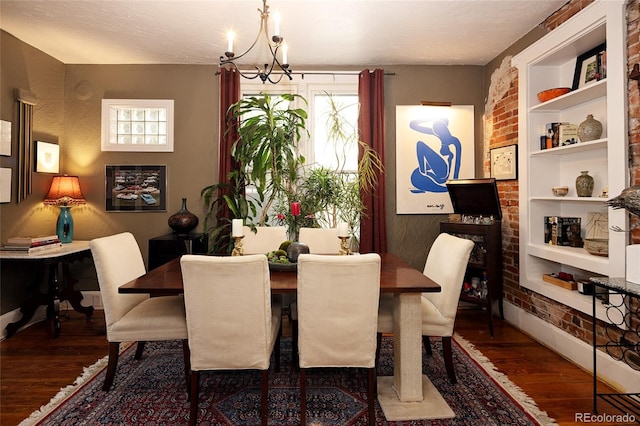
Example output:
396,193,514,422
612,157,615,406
287,242,309,262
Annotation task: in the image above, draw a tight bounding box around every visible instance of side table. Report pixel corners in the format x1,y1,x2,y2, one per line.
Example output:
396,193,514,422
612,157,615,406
1,241,95,338
589,276,640,418
148,233,207,270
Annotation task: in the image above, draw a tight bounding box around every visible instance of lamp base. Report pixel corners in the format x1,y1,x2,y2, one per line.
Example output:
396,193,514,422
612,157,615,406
57,206,74,243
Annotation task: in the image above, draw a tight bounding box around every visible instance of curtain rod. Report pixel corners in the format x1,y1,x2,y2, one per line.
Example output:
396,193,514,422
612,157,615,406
215,70,395,77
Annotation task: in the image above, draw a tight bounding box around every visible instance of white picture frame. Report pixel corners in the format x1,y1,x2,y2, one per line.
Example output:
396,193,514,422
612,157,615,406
101,99,174,152
35,141,60,173
395,105,475,214
0,120,11,156
490,145,518,180
0,167,11,203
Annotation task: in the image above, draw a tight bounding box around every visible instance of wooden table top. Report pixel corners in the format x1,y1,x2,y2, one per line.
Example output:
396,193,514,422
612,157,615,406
119,253,440,295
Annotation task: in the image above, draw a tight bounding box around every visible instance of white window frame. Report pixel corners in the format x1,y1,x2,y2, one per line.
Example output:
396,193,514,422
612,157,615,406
101,99,174,152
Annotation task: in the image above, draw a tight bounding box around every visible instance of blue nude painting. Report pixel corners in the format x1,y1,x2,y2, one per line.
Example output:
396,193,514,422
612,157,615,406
396,105,474,214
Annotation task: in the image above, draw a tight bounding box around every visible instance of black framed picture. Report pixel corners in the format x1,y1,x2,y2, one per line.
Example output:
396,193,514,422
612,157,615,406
572,42,606,90
105,165,167,211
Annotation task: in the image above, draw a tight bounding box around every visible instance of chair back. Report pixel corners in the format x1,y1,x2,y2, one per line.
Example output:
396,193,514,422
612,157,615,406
423,233,474,322
89,232,148,332
180,254,275,371
297,253,381,368
298,227,340,254
242,226,287,254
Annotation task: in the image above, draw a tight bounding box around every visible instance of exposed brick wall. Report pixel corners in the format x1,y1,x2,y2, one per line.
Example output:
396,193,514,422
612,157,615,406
485,0,640,348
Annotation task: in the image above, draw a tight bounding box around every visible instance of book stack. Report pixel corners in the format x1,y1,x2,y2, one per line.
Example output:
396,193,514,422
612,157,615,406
2,235,63,253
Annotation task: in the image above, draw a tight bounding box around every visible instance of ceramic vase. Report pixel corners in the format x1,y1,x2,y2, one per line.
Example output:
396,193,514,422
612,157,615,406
168,198,199,236
577,114,603,142
575,171,594,197
287,242,309,263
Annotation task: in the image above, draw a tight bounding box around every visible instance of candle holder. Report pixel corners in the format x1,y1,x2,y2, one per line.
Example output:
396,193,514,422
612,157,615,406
231,236,244,256
339,236,350,256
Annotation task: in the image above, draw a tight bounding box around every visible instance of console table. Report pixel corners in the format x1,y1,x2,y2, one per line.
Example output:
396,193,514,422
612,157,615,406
589,276,640,418
1,241,94,338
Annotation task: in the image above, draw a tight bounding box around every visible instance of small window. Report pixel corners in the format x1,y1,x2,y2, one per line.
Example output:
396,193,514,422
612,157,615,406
101,99,174,152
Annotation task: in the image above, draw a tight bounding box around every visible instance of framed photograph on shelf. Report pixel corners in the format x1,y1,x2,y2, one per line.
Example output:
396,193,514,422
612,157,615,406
105,165,167,212
572,43,606,90
490,145,517,180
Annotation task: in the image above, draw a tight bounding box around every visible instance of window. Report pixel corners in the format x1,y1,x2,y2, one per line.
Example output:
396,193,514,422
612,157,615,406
101,99,174,152
242,74,358,169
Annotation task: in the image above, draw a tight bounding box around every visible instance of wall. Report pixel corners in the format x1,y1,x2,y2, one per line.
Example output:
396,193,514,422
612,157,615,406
483,0,639,348
0,31,486,314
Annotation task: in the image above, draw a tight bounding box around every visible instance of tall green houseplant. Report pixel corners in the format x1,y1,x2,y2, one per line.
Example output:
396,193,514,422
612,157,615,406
201,93,308,252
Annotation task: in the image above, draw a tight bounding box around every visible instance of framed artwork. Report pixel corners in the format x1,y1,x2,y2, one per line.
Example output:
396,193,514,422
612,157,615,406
101,99,174,152
0,120,11,156
490,145,517,180
105,165,167,212
572,43,606,90
0,167,11,203
35,141,60,173
395,105,475,214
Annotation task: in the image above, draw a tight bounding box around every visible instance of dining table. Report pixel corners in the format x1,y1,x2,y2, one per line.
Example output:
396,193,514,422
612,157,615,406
119,252,442,421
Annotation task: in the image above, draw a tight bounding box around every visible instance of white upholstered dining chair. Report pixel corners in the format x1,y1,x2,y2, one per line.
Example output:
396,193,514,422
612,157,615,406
180,254,282,426
242,225,287,254
296,253,381,426
89,232,188,391
377,232,474,383
298,227,340,254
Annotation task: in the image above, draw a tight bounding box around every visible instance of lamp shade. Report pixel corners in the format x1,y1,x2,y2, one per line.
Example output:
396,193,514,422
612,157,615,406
44,175,86,206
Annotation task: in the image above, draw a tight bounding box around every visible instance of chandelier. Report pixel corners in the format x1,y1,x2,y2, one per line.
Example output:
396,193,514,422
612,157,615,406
220,0,292,84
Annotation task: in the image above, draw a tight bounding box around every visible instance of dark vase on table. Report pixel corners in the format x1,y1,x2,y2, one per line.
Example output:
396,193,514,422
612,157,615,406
168,198,199,236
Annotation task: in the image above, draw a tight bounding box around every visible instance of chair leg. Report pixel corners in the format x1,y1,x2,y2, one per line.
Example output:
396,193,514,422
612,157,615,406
182,340,191,396
367,367,376,426
375,333,382,396
189,371,199,426
442,336,457,384
300,368,307,425
102,342,120,391
291,319,299,369
423,335,432,356
261,370,269,426
275,324,281,373
134,341,146,360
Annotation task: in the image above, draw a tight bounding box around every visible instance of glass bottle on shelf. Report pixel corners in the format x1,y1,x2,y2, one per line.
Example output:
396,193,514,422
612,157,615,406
479,271,488,299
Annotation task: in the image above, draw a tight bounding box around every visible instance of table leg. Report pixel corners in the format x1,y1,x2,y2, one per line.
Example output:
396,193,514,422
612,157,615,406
5,266,47,338
46,263,61,338
59,262,94,320
377,293,454,421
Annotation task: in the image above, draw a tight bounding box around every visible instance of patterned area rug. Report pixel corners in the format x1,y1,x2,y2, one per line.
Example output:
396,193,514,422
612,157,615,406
20,335,556,425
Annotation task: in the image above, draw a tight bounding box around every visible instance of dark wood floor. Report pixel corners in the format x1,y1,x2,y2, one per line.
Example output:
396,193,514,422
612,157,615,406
0,305,625,426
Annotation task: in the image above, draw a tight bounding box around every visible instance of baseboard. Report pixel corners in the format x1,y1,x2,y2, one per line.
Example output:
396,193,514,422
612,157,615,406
0,291,103,341
503,301,640,393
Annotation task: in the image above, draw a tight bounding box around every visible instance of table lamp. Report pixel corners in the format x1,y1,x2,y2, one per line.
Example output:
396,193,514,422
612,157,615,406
43,175,86,243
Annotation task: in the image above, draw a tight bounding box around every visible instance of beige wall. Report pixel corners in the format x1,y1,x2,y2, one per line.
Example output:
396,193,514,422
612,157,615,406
0,30,486,313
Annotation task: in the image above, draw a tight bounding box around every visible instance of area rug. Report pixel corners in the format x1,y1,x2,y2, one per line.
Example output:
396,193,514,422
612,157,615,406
20,335,556,425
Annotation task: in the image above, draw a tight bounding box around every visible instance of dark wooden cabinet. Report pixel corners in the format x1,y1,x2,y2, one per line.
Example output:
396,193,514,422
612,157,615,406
148,233,207,270
440,221,503,336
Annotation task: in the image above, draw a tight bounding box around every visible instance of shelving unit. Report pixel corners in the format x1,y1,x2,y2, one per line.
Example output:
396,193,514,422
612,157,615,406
440,221,503,336
512,0,628,323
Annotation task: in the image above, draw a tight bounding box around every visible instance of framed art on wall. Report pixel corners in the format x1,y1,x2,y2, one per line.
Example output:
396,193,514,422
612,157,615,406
0,120,11,156
105,165,167,211
395,105,475,214
35,141,60,173
490,145,517,180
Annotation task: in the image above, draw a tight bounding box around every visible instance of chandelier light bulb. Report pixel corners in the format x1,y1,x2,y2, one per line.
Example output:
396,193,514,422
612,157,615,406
227,31,234,53
273,11,281,36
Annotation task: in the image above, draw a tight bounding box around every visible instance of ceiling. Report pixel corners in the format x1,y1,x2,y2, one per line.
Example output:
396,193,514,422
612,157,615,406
0,0,567,67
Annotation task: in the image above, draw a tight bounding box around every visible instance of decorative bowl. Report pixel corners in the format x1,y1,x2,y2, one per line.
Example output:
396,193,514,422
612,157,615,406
551,186,569,197
584,238,608,257
268,261,297,272
537,87,571,103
